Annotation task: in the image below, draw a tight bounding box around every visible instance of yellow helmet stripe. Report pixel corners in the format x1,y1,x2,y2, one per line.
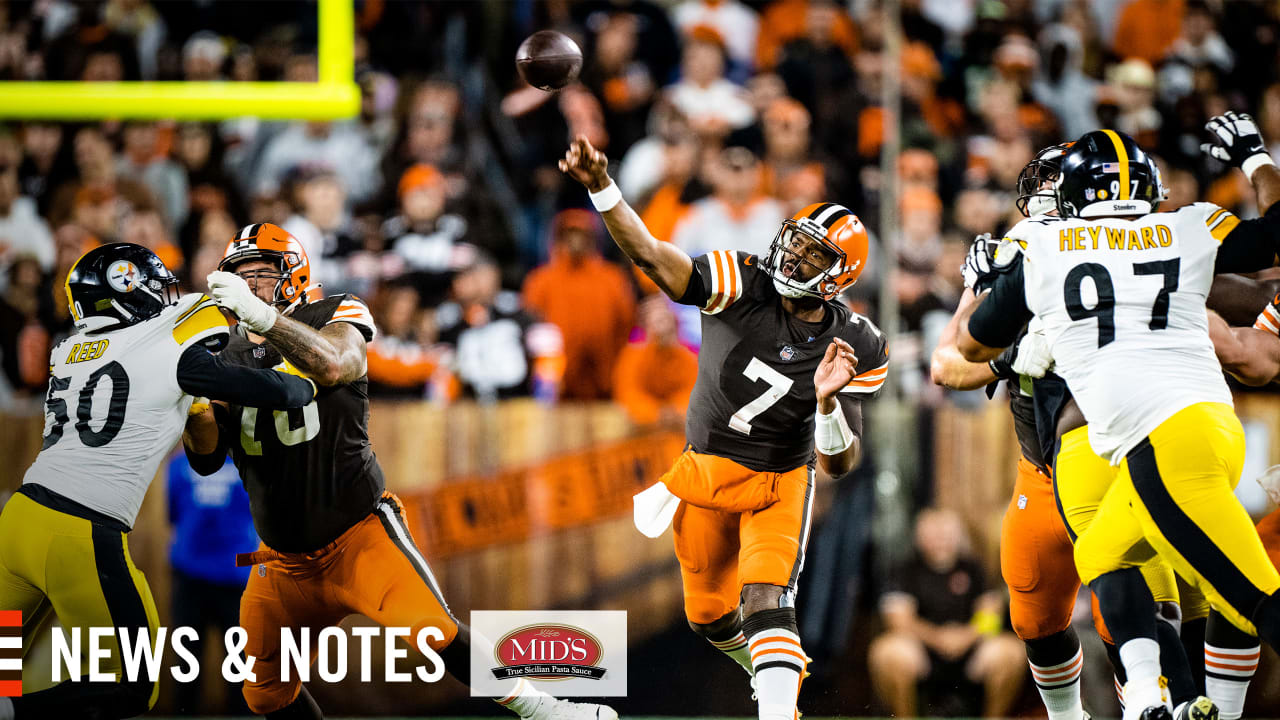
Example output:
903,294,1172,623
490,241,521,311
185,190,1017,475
1101,129,1130,200
64,253,83,321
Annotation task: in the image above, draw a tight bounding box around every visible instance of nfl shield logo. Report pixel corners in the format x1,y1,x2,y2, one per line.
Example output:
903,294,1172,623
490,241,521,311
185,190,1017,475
779,345,795,361
1085,188,1096,201
253,346,267,358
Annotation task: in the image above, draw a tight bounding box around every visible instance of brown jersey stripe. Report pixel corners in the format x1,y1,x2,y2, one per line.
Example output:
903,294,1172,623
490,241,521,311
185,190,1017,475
0,669,20,681
0,627,20,638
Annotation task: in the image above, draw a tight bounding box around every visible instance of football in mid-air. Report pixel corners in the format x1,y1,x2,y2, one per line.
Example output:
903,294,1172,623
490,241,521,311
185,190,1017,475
516,30,583,91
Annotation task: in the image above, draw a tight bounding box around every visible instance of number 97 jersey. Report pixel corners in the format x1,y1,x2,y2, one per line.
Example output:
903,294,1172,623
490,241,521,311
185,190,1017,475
1013,203,1235,463
680,250,889,473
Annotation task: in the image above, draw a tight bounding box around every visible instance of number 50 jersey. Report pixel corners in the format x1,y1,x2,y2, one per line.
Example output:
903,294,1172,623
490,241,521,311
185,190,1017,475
678,250,889,473
1010,203,1246,463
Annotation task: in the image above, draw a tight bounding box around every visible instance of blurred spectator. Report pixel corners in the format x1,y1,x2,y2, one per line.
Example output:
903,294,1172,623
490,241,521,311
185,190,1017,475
1112,0,1186,66
381,164,479,305
44,2,140,81
181,30,226,81
253,119,380,207
117,121,189,232
639,129,703,247
756,0,858,72
1033,23,1098,140
0,153,54,291
613,296,697,426
103,0,167,80
773,1,858,125
17,123,70,217
671,145,785,258
1108,58,1162,148
166,452,255,715
438,257,564,402
898,185,943,268
760,98,851,207
672,0,759,74
665,27,755,139
1159,0,1233,105
869,508,1026,717
0,255,51,407
174,122,244,224
581,12,656,156
121,206,182,272
522,209,635,401
283,168,356,292
366,282,449,400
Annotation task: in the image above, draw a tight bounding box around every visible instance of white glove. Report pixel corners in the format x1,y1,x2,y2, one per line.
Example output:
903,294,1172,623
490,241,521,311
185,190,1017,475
961,234,997,290
1257,464,1280,506
1011,329,1052,378
207,270,278,333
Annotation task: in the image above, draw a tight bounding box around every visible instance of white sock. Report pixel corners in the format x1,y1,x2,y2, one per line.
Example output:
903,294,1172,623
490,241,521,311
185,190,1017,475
1119,639,1168,720
1205,642,1259,720
495,677,554,718
747,627,806,720
709,630,754,676
1115,675,1126,710
1030,646,1085,720
0,697,12,720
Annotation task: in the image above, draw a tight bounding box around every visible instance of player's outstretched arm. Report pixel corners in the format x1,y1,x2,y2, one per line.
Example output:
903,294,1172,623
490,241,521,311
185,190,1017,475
1202,111,1280,213
931,288,999,390
814,338,864,476
1208,309,1280,386
176,344,317,409
559,135,694,300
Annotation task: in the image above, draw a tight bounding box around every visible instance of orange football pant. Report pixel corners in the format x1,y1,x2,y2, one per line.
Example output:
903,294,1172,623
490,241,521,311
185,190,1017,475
1001,457,1082,640
668,451,814,625
238,493,458,714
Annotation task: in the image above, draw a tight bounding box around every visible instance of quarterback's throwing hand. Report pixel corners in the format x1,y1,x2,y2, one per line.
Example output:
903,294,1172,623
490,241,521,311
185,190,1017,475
207,270,278,334
815,337,857,401
558,135,610,192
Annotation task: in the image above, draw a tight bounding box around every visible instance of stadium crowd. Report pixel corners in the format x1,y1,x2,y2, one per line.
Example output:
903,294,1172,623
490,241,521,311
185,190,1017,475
1,0,1279,714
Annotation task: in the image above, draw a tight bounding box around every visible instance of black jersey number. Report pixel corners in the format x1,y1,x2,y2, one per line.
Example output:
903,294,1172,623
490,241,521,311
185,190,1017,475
42,361,130,449
239,402,320,455
729,358,794,434
1064,259,1180,348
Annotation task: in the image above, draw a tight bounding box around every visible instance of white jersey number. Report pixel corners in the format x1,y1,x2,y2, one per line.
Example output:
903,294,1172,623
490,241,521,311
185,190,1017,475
42,361,131,450
1064,258,1179,348
239,402,321,455
728,357,794,434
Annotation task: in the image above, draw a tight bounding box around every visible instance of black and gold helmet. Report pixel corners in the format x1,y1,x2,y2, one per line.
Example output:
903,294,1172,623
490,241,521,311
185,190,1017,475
1056,129,1166,218
65,243,180,333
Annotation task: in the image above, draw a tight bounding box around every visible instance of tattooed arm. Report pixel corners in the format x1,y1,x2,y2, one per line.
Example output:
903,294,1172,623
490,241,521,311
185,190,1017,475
263,316,367,386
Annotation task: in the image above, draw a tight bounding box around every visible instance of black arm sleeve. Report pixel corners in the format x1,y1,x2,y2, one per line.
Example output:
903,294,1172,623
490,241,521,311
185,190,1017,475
967,261,1034,349
176,345,315,410
184,402,229,477
1215,202,1280,274
677,257,712,307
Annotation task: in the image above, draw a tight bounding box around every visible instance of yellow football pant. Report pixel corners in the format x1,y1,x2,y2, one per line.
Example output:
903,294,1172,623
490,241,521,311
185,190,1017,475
0,489,160,711
1073,402,1280,636
1054,425,1181,608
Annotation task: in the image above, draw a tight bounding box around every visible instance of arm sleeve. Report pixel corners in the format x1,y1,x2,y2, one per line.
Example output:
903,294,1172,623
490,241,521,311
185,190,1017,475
967,261,1034,349
176,345,315,409
1215,202,1280,274
183,402,230,477
677,250,748,313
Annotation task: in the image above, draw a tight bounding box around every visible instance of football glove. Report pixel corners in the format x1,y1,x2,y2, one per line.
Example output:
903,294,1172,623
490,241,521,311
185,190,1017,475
1202,111,1274,177
207,270,278,334
1011,327,1053,378
961,234,998,290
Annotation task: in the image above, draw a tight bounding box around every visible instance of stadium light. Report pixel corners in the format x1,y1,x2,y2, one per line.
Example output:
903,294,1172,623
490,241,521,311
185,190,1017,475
0,0,358,120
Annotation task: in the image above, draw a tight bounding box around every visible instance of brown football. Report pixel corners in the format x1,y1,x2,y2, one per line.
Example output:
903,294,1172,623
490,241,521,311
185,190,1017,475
516,30,583,91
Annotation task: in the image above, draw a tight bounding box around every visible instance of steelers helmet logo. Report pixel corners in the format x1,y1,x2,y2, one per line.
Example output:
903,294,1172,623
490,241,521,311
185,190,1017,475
106,260,141,293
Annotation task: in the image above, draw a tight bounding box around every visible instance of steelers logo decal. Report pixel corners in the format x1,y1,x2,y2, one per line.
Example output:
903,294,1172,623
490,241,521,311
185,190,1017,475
106,260,141,293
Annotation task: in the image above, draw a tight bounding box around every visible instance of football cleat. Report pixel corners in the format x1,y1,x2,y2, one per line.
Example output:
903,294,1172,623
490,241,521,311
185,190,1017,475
1173,696,1219,720
524,698,618,720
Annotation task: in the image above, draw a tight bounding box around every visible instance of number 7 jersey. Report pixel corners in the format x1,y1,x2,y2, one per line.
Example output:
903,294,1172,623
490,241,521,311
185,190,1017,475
679,250,889,473
1012,203,1236,463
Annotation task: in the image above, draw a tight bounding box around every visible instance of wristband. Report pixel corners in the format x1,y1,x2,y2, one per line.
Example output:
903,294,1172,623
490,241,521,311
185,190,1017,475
814,402,855,455
1242,153,1276,181
589,181,622,212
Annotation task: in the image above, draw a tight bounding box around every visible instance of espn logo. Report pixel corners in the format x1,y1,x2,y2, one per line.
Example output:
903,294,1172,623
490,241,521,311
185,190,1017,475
0,611,19,696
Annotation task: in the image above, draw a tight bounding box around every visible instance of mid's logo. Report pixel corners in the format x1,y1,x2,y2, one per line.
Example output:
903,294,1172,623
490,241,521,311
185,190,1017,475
493,625,604,681
471,611,626,697
0,611,20,696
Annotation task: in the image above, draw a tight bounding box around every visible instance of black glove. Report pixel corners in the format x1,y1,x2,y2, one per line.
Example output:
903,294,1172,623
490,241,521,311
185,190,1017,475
984,340,1019,399
1202,111,1270,171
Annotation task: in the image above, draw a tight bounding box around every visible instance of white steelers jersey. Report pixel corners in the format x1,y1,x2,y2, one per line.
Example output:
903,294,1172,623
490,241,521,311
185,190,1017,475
1013,202,1237,463
23,293,228,526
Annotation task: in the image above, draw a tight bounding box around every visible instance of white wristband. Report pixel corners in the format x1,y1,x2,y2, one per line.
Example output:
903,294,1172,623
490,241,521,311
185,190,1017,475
814,402,855,455
1243,153,1276,181
589,181,622,212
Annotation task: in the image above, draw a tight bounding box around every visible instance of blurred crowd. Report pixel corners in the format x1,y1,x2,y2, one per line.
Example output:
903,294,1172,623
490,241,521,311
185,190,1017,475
1,0,1278,425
